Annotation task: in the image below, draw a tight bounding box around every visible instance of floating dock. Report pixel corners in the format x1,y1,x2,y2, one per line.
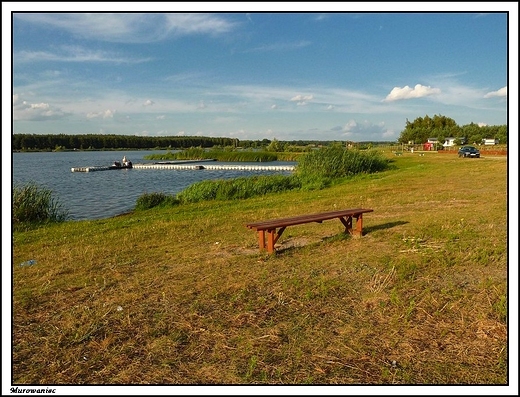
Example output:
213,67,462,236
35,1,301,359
132,163,295,171
72,163,295,172
71,166,112,172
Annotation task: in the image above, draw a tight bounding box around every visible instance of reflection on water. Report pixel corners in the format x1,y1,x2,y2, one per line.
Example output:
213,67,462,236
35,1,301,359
12,150,295,221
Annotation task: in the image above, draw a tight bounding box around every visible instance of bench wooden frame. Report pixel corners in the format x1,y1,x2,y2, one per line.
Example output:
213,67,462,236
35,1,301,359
246,208,373,254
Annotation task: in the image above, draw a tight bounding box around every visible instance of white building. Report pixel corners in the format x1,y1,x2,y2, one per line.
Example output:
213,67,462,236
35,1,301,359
482,138,499,145
443,137,466,147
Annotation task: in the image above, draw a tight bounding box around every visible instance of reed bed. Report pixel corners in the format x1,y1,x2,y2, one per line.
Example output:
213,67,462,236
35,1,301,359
12,182,69,229
145,148,279,162
136,148,390,209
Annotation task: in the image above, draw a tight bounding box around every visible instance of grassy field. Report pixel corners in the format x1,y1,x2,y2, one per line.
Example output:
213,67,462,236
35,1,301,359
11,152,508,385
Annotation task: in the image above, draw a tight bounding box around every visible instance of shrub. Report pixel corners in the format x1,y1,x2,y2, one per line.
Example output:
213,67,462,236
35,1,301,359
12,182,69,226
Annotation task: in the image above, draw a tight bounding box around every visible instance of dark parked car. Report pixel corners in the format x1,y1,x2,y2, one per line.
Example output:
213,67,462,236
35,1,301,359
458,146,480,158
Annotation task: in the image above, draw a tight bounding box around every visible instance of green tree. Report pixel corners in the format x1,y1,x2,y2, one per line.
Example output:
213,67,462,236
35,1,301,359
398,114,460,144
266,138,283,152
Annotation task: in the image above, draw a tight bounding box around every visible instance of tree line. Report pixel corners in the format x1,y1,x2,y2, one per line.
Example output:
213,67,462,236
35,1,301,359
12,134,237,151
11,115,508,151
11,133,352,152
398,115,507,146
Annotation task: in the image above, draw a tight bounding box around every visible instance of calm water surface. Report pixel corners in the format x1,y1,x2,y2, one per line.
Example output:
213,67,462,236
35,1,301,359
12,150,295,221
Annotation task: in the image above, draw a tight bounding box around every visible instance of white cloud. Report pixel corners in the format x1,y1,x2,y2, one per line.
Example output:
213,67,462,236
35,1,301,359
290,94,313,106
291,94,314,102
12,96,68,121
342,119,394,140
86,109,115,119
384,84,441,102
484,86,507,98
143,99,155,106
156,115,165,120
15,45,151,64
165,13,237,36
14,13,237,43
271,104,278,109
30,103,50,110
103,110,115,118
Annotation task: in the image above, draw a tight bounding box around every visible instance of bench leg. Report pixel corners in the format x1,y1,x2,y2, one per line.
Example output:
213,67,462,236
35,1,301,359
258,230,266,250
267,229,276,253
257,229,276,253
264,227,286,254
340,215,353,234
340,214,363,237
353,214,363,237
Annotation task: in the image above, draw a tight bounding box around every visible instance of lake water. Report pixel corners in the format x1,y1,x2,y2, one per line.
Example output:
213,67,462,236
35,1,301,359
12,150,295,221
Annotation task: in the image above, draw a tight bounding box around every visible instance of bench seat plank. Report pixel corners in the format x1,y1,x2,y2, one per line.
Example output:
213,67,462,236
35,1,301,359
246,208,373,253
246,208,372,230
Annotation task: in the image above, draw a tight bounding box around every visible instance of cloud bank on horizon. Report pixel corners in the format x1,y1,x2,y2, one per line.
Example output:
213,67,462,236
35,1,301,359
8,8,512,142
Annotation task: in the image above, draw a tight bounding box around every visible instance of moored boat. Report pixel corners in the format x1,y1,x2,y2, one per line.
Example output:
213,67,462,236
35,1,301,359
109,160,132,169
71,156,132,172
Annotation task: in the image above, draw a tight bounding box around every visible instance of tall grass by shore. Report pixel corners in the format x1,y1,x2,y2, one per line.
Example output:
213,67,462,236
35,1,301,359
177,174,302,203
137,148,390,210
145,148,282,162
12,152,508,385
12,182,69,230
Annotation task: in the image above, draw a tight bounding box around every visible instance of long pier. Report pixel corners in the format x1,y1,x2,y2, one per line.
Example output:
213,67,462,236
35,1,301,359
132,163,295,171
71,163,295,172
71,166,112,172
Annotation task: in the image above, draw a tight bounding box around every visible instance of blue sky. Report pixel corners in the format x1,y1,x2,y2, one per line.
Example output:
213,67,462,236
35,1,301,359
6,3,516,143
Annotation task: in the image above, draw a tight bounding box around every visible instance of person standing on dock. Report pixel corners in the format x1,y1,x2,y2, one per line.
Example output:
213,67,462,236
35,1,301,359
122,155,132,168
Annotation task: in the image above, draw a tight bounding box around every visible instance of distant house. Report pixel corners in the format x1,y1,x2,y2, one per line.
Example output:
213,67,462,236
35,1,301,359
423,142,435,151
443,137,456,147
427,138,438,144
482,138,499,145
443,137,466,147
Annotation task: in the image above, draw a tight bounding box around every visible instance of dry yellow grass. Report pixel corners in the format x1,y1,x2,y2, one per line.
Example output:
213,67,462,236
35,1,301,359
11,153,508,387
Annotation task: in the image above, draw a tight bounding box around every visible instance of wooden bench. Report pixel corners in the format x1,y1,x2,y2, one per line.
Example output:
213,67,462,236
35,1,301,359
246,208,373,254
